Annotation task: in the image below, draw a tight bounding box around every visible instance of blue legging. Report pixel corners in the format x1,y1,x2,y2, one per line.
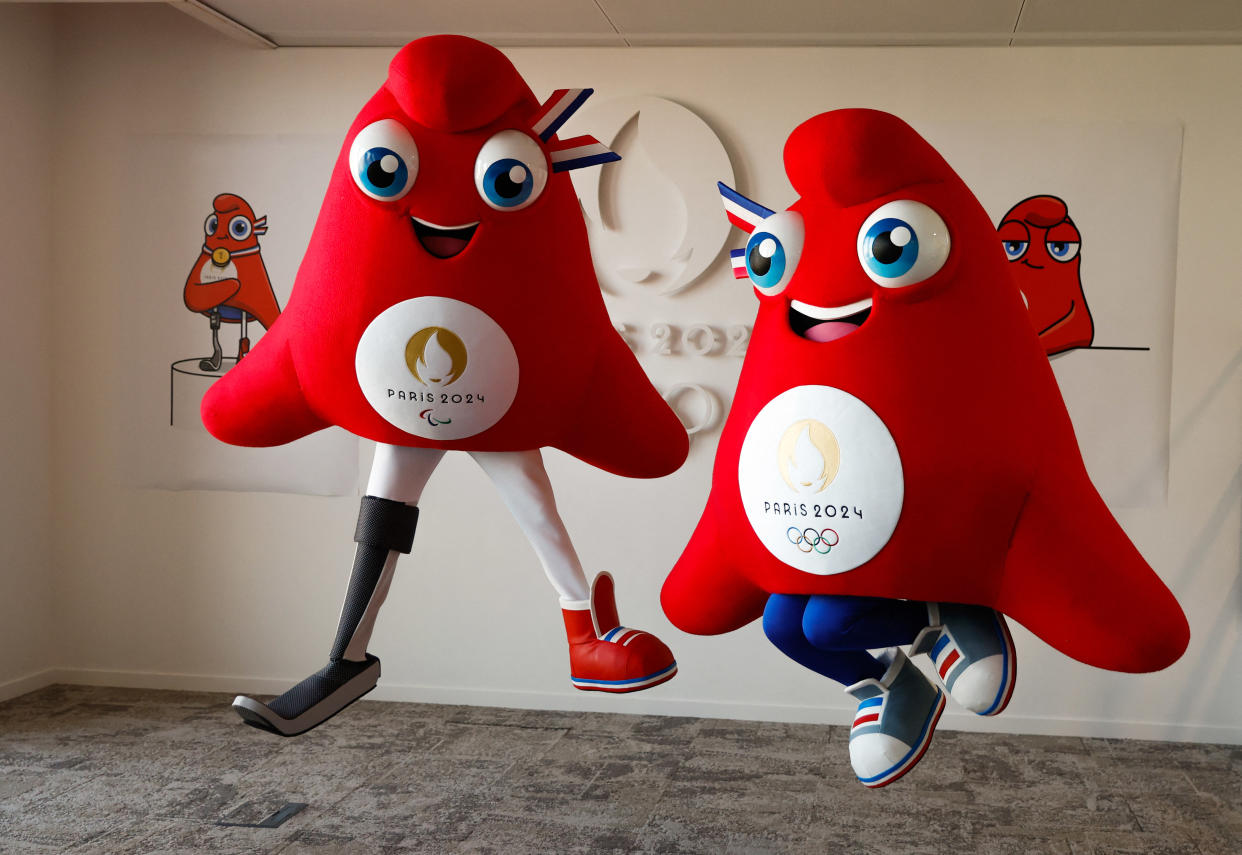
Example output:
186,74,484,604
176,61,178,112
763,594,929,687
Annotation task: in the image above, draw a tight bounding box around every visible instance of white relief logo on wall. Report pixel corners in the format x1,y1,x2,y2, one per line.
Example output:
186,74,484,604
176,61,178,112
567,96,745,441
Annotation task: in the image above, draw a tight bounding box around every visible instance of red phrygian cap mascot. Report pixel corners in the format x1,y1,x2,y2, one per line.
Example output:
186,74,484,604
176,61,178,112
184,193,281,371
203,36,688,737
662,109,1188,787
998,194,1095,355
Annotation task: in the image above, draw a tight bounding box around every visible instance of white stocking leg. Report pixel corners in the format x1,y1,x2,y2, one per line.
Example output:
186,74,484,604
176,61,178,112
470,449,591,603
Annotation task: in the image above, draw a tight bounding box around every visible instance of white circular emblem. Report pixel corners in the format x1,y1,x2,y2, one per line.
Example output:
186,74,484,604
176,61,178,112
738,385,904,575
355,296,519,440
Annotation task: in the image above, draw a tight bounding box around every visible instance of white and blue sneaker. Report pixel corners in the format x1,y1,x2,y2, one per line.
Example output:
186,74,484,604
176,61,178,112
911,603,1016,716
845,649,946,788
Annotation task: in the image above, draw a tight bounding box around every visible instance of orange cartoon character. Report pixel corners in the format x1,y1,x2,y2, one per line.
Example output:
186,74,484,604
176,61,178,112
998,195,1093,355
183,193,281,371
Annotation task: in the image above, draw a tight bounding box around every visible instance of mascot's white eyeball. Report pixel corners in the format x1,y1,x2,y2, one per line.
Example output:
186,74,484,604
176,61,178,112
857,200,950,288
474,130,549,211
744,211,805,297
350,119,419,202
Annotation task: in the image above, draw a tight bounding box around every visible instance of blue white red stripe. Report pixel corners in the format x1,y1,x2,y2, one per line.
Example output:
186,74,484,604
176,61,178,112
531,88,593,141
730,248,748,279
931,633,966,687
852,696,883,730
718,181,773,233
602,626,645,646
570,662,677,691
550,135,620,172
858,691,946,788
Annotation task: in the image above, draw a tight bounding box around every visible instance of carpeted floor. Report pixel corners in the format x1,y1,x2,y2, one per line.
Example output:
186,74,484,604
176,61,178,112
0,684,1239,854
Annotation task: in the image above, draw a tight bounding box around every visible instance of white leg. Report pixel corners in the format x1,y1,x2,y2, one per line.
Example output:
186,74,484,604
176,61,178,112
471,449,591,603
366,444,445,504
338,444,445,661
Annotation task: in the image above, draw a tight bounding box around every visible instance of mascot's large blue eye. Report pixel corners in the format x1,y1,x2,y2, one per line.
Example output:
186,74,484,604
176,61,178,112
746,232,786,291
474,130,548,212
481,159,535,208
862,217,919,278
1047,240,1080,262
740,211,804,297
359,148,408,198
229,216,252,240
348,119,419,202
1003,239,1029,261
857,200,950,288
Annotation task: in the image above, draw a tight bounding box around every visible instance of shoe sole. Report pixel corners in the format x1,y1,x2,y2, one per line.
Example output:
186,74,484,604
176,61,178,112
571,662,677,693
860,690,947,789
232,658,381,737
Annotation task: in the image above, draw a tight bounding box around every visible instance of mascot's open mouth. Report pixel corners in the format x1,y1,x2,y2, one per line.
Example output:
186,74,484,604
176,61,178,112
411,217,478,259
788,297,872,342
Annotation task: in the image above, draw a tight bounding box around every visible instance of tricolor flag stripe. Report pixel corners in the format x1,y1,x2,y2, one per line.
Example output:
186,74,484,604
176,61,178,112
550,135,620,172
853,713,881,728
532,88,593,141
718,181,772,233
730,248,748,279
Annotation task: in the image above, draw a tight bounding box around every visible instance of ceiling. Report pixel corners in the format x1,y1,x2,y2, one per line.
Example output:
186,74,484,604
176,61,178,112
20,0,1242,48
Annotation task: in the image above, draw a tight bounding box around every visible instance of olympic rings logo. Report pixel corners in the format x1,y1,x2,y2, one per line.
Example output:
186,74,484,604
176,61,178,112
786,527,840,554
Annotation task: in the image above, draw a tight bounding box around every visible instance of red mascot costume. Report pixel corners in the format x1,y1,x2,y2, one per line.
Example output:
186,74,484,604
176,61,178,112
204,36,688,736
662,109,1187,787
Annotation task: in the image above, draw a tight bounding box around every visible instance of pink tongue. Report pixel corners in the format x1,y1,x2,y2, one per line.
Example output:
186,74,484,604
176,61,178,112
423,236,468,258
805,321,857,343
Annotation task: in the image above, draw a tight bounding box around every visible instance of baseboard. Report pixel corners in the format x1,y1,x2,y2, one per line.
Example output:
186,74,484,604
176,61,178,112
0,668,61,703
43,667,1242,745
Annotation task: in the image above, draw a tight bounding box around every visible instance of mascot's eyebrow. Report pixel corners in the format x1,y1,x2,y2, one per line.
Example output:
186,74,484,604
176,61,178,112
530,88,621,173
718,181,774,234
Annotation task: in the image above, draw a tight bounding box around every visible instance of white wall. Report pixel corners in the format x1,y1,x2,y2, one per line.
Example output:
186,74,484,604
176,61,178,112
34,4,1242,741
0,5,57,698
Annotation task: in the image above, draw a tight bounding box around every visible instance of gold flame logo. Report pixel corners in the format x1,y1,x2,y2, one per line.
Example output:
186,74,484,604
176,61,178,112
777,419,841,494
405,327,468,386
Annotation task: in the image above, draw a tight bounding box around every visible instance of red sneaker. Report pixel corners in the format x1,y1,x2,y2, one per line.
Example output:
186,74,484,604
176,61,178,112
562,572,677,692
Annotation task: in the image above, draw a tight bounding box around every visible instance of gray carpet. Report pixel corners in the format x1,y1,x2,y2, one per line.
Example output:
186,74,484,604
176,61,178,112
0,684,1238,854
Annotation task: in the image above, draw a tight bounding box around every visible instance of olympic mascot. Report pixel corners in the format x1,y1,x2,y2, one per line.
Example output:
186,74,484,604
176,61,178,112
203,36,688,736
661,109,1188,787
183,193,280,371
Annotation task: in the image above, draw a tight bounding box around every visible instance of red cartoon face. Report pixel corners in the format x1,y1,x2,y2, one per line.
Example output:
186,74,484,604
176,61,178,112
203,193,266,259
997,195,1093,354
721,110,1012,388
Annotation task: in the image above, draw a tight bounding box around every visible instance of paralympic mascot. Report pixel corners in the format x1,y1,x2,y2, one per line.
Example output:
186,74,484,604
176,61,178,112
203,36,688,736
661,109,1188,787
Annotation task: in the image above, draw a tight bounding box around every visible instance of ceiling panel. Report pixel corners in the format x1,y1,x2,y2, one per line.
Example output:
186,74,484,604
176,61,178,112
205,0,626,46
597,0,1025,43
1017,0,1242,37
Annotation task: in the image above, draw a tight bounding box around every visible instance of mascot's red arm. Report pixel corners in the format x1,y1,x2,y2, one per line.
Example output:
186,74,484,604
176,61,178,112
557,333,689,479
183,261,241,315
662,501,769,635
200,321,329,447
999,438,1188,673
